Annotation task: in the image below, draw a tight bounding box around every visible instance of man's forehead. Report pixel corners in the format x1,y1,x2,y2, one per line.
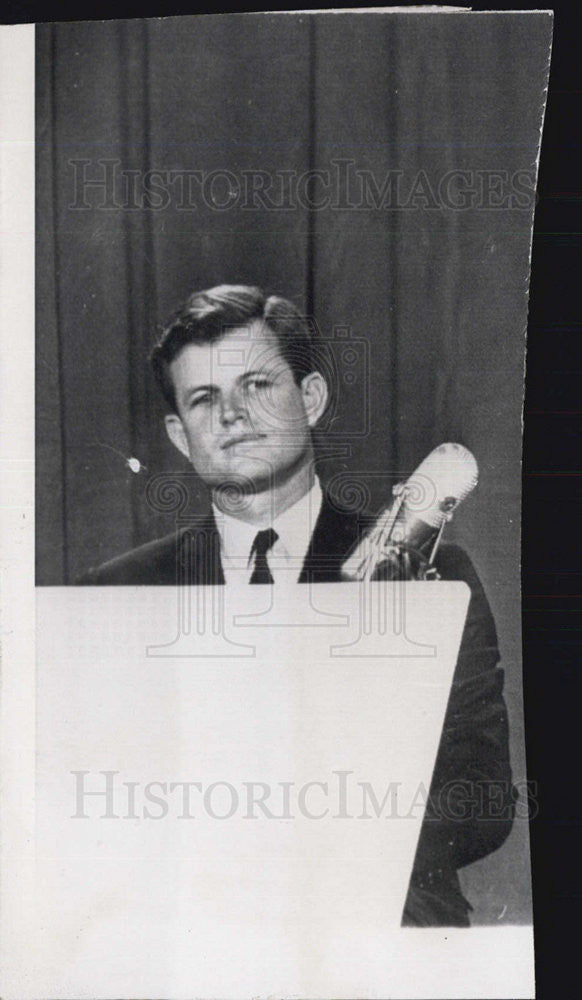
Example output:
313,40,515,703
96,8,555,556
170,322,285,382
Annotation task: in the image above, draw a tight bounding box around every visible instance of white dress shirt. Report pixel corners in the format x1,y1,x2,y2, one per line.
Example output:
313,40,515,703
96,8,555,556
212,478,324,584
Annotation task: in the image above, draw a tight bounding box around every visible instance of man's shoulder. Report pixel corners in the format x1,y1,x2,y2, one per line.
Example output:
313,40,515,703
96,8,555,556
435,541,499,675
78,516,220,586
434,541,493,618
78,531,184,585
433,541,481,585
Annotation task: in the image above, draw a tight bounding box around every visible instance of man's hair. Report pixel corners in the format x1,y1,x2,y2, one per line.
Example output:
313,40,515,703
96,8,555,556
151,284,319,412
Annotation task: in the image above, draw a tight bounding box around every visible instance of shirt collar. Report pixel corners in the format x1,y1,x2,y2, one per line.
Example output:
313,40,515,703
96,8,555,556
271,476,323,561
212,477,323,566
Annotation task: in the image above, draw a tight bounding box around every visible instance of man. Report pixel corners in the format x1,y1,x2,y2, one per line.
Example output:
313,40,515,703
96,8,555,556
82,284,516,926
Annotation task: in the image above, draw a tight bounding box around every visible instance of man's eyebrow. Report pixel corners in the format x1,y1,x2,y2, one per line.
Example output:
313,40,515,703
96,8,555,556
240,368,276,381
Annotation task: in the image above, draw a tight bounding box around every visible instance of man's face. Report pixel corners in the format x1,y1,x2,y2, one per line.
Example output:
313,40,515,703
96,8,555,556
164,321,328,491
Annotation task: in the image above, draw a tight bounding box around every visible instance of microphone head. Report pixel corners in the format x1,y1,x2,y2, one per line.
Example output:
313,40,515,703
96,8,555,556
401,442,478,531
341,443,479,579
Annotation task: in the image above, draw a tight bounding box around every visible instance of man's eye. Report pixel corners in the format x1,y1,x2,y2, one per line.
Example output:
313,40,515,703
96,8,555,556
246,378,271,392
190,393,213,408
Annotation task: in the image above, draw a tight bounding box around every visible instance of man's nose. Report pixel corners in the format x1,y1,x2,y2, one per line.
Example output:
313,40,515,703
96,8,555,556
219,388,246,426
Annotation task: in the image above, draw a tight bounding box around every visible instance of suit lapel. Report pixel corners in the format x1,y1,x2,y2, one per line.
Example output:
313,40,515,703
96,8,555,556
298,494,361,583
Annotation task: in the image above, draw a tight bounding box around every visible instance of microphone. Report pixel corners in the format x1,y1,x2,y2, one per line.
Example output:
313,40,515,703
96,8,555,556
342,443,478,581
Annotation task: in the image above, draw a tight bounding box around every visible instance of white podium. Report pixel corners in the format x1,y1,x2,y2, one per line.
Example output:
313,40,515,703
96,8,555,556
25,582,480,998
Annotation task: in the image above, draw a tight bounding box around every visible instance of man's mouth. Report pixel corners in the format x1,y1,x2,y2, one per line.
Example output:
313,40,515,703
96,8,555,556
221,433,266,450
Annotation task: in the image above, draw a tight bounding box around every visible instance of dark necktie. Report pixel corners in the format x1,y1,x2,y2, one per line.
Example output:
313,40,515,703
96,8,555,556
249,528,278,584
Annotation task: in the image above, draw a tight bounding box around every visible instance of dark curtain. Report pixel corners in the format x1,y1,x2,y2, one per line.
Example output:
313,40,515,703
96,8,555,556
36,11,552,923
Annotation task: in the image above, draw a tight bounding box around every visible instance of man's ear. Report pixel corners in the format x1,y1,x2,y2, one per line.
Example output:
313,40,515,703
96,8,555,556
300,371,329,428
164,414,191,460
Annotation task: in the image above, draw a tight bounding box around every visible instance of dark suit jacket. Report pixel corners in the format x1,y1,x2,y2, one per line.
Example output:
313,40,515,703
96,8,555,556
81,495,516,926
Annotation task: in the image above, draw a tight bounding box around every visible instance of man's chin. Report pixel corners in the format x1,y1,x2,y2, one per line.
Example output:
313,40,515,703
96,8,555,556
207,463,274,497
221,454,277,486
202,449,308,498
